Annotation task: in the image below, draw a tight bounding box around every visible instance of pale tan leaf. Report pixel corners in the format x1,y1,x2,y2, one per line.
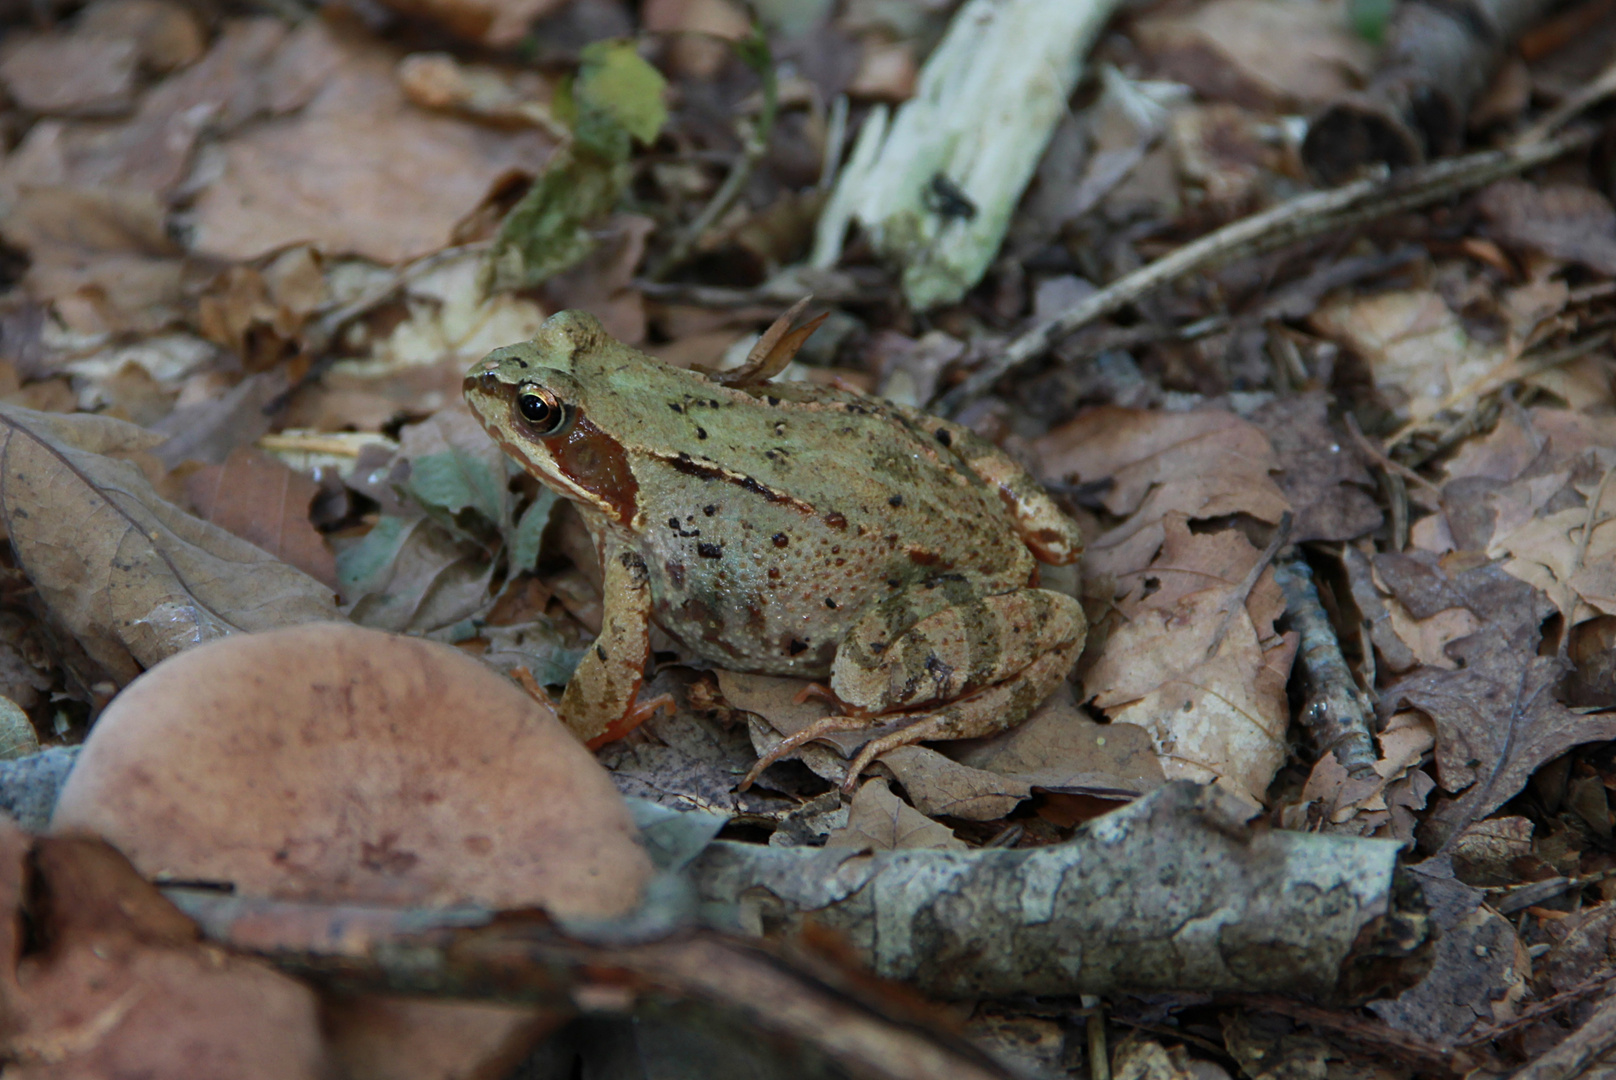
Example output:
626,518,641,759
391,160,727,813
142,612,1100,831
823,778,967,852
0,404,338,686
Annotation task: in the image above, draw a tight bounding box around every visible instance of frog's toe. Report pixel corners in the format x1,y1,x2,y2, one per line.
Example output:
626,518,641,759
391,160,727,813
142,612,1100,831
737,713,872,792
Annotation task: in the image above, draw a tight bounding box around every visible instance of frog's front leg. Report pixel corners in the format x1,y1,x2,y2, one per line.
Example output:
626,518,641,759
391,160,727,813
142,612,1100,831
740,583,1085,791
560,537,670,748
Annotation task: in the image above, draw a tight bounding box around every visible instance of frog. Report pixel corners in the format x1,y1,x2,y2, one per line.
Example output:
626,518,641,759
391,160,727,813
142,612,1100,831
463,305,1086,792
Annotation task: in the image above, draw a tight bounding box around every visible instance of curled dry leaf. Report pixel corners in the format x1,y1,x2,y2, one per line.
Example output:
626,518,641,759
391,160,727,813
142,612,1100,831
1083,515,1297,805
51,622,654,1080
0,404,337,687
0,822,330,1080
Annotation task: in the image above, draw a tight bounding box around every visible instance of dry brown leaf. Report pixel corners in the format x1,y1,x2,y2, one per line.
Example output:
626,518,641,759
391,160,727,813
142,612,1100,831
949,685,1165,797
1032,406,1290,585
878,745,1029,822
1133,0,1373,110
1478,179,1616,276
0,187,185,337
1308,289,1526,434
1,828,330,1080
1249,394,1381,543
0,33,138,116
1379,560,1616,845
1082,515,1297,805
0,19,289,203
186,447,339,591
342,516,492,634
376,0,568,46
189,21,552,263
1297,711,1436,840
0,404,338,687
824,778,967,851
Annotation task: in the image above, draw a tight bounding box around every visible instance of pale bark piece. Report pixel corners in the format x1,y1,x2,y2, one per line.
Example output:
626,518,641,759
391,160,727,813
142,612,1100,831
2,830,331,1080
0,404,338,687
811,0,1123,308
189,22,551,263
693,782,1423,999
51,622,654,1080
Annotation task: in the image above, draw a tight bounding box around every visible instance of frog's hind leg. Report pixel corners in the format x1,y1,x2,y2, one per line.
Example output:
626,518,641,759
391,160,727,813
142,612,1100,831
837,636,1079,792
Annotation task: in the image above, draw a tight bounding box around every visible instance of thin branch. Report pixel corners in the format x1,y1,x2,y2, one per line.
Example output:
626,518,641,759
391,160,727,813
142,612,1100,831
933,127,1596,416
1505,994,1616,1080
1275,555,1381,780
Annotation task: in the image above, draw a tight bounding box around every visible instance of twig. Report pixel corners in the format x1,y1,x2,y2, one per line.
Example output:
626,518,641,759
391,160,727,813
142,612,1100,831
1573,463,1616,577
932,127,1596,416
1274,554,1380,780
1233,995,1460,1075
649,33,779,281
1461,966,1616,1044
1505,994,1616,1080
1342,413,1443,497
1084,995,1111,1080
1518,57,1616,146
1205,512,1292,662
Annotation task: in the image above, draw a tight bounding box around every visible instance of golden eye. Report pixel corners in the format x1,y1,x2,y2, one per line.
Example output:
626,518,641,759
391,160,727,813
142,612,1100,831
516,387,566,434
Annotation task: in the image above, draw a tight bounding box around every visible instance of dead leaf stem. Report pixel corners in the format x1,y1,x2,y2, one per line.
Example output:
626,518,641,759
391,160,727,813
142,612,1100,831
935,127,1597,415
1204,511,1291,663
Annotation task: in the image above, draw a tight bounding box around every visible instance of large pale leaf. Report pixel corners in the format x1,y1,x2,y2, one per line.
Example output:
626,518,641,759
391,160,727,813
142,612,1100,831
0,405,337,686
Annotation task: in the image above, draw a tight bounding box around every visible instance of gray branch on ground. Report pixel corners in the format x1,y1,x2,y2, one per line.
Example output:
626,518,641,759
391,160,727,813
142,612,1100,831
691,782,1430,1001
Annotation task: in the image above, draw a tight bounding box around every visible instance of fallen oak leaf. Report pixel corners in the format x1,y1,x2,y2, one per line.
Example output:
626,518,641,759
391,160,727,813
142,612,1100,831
0,404,337,687
185,446,338,591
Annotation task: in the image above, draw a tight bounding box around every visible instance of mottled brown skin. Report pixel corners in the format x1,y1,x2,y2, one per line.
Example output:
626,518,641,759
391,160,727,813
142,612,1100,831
464,310,1085,788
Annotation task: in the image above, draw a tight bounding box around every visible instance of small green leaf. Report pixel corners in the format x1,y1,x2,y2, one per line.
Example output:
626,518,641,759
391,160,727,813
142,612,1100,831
335,515,410,594
482,146,628,292
510,489,560,574
407,449,505,524
1349,0,1394,43
575,39,668,147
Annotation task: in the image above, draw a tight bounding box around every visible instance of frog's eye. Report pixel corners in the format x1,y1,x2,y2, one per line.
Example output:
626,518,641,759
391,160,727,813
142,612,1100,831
515,387,568,435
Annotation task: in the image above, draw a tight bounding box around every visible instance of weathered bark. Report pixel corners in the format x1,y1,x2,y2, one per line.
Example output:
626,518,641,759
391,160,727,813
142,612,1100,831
1276,558,1380,779
692,783,1432,1002
1302,0,1564,183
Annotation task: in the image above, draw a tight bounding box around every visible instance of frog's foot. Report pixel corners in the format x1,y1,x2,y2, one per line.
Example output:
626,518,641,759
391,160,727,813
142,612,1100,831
585,692,675,750
791,681,844,708
736,713,874,791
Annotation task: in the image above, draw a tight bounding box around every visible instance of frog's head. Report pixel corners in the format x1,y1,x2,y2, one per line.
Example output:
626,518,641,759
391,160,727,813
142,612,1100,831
464,310,640,525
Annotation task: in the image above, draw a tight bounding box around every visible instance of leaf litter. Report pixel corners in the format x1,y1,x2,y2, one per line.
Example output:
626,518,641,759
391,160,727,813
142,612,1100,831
1,0,1616,1075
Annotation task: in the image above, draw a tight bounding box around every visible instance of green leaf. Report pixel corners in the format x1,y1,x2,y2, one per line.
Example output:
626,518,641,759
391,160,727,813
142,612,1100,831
482,146,628,292
1348,0,1394,42
406,448,506,524
510,489,560,574
335,515,410,594
575,39,668,148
